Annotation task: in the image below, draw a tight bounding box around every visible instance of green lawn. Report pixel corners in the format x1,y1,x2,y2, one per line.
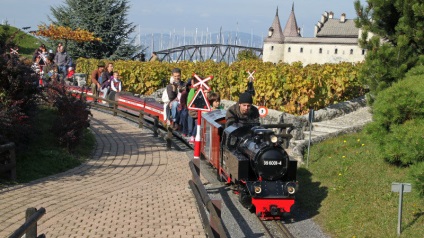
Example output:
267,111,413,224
297,131,424,238
0,106,95,186
0,24,46,59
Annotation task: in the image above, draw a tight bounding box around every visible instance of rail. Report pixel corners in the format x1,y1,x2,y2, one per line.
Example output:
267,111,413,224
0,142,16,180
189,160,227,238
9,207,46,238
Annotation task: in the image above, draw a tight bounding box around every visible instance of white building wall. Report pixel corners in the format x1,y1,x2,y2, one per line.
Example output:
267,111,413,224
283,43,365,65
262,43,285,64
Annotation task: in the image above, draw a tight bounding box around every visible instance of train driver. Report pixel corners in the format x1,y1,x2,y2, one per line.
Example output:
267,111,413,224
225,92,260,127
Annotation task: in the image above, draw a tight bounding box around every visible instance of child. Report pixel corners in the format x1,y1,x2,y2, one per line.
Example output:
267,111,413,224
66,67,75,84
208,92,222,110
110,72,122,92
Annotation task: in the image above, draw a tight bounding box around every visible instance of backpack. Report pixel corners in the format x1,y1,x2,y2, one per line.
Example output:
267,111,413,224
162,88,170,103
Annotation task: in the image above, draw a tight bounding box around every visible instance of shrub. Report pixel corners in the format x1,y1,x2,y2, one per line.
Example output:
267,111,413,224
43,84,92,151
366,74,424,165
0,27,39,144
382,119,424,165
409,162,424,198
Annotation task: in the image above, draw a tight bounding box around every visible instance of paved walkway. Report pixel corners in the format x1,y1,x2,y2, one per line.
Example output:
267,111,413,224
0,110,205,238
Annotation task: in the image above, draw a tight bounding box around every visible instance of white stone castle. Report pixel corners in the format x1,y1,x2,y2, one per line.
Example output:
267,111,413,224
262,4,366,65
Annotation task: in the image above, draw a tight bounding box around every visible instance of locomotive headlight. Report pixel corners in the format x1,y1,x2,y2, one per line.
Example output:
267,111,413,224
270,135,278,143
254,186,262,194
286,182,297,194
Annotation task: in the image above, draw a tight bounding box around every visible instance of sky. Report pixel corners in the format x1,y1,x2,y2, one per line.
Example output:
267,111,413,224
1,0,366,39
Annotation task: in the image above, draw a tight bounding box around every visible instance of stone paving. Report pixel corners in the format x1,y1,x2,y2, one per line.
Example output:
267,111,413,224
0,110,206,238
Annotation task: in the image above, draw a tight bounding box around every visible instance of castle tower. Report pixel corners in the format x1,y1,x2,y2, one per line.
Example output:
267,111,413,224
262,7,285,63
283,3,301,37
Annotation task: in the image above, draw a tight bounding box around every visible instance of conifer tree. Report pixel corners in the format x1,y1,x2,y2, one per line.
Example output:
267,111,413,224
49,0,141,60
354,0,424,103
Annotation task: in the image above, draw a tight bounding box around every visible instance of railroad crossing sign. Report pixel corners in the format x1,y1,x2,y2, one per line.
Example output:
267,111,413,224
258,106,268,118
192,73,212,91
247,70,256,81
10,47,19,55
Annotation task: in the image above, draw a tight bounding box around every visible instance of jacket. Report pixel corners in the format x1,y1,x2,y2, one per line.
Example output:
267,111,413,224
225,103,260,127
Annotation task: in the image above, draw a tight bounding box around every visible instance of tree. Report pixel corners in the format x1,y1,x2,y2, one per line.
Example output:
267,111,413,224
35,24,101,43
354,0,424,103
49,0,141,60
236,49,259,61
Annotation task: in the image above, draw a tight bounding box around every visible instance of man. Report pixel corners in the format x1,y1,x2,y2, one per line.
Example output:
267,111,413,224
91,62,106,100
149,52,158,62
54,45,71,80
225,92,260,127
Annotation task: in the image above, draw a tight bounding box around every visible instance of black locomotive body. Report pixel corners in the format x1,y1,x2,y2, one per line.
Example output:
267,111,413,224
220,123,297,219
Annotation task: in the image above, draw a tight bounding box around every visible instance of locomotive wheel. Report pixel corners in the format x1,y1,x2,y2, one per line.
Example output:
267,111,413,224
239,187,253,212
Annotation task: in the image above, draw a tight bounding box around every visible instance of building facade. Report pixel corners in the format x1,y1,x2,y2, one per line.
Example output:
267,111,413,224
263,5,366,65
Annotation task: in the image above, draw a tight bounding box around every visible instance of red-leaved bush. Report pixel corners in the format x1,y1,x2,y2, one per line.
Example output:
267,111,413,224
43,83,92,151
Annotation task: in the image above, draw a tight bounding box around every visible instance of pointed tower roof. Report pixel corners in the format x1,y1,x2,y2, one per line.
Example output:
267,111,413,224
264,7,284,43
283,3,301,37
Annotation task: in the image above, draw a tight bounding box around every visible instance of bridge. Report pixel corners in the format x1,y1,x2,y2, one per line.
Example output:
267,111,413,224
153,43,263,63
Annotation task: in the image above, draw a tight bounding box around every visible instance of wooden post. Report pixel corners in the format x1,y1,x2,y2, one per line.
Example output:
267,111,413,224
138,111,144,128
113,103,118,116
9,146,16,180
166,127,172,150
210,199,222,237
153,117,159,137
25,208,37,238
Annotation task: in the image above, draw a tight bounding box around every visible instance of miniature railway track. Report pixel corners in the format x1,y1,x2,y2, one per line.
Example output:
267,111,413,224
258,218,294,238
91,103,193,151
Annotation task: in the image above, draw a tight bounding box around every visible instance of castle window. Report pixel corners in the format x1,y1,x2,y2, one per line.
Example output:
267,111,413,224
271,46,274,50
362,49,366,55
350,49,354,55
319,48,323,54
335,49,338,54
300,47,303,53
288,47,291,53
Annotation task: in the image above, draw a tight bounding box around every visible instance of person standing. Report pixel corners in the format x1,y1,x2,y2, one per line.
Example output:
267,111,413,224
149,52,158,62
225,92,260,127
54,45,71,81
91,62,106,100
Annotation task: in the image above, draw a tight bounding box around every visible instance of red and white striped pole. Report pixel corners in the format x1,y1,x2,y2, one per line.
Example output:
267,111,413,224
193,110,202,159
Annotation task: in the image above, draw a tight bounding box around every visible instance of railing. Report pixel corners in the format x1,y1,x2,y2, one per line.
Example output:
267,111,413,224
189,159,227,238
0,142,16,180
9,207,46,238
79,93,161,137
